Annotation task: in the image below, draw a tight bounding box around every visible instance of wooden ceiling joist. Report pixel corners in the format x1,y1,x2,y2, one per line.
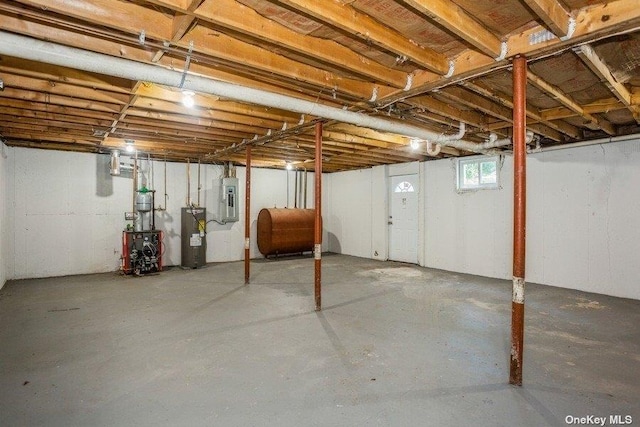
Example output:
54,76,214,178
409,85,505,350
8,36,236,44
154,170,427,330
527,72,617,135
273,0,450,75
577,44,640,123
400,0,503,57
1,0,639,169
522,0,572,38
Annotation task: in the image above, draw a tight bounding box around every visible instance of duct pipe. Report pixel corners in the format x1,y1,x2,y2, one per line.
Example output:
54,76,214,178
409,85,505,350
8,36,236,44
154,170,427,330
245,146,251,284
0,31,472,146
110,150,121,176
314,122,323,311
510,55,527,387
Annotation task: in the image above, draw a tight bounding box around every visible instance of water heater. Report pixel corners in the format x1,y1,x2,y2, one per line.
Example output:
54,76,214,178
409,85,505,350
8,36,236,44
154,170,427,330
221,177,239,222
181,207,206,269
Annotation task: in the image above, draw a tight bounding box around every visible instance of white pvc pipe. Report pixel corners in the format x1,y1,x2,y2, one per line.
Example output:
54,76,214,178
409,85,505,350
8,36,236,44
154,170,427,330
528,133,639,154
0,31,473,147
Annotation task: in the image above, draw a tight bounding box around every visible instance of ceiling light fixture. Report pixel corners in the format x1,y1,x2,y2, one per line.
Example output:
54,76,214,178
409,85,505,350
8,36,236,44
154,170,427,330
125,139,135,153
285,162,293,171
182,90,195,108
410,138,421,150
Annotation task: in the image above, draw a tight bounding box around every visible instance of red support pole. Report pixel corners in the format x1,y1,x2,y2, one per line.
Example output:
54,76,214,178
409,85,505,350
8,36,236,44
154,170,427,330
314,122,323,311
244,145,251,284
510,55,527,386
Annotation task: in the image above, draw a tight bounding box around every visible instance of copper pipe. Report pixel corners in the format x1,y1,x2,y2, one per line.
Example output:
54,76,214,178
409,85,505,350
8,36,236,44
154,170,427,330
245,146,251,284
510,55,527,386
314,122,323,311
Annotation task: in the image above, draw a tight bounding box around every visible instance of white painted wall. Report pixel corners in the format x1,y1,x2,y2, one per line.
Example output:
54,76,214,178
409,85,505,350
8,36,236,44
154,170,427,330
424,156,512,279
326,162,419,261
6,147,327,280
424,138,640,300
326,140,640,300
0,143,11,289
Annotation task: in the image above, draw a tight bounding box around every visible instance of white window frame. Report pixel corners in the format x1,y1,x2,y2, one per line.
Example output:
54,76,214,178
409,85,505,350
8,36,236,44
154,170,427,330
456,156,501,191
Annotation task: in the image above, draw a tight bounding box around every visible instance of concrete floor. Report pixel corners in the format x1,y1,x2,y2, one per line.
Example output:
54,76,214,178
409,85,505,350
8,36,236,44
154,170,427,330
0,254,638,426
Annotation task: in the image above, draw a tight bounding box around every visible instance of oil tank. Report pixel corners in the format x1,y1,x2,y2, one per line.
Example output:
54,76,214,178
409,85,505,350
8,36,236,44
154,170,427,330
257,208,320,256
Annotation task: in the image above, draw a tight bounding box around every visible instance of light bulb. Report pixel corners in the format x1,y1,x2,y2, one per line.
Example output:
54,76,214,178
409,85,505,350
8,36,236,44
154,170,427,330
182,90,195,108
285,162,293,170
410,139,420,150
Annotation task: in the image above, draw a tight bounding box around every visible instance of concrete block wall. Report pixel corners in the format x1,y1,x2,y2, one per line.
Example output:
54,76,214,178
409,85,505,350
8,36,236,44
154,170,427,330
4,147,327,280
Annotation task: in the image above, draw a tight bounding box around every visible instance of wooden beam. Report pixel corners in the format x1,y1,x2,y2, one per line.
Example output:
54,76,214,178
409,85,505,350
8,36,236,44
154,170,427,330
408,96,491,131
274,0,450,75
462,81,581,138
540,98,625,120
383,0,640,103
400,0,503,57
528,72,617,135
577,44,640,123
439,86,565,141
522,0,572,37
13,0,173,40
188,0,409,88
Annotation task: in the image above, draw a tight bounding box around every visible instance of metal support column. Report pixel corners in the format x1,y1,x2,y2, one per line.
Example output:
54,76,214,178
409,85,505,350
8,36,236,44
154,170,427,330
510,55,527,386
314,122,323,311
245,146,251,284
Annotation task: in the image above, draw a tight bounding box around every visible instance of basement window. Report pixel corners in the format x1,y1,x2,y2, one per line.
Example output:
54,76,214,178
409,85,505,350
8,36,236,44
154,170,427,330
457,156,500,191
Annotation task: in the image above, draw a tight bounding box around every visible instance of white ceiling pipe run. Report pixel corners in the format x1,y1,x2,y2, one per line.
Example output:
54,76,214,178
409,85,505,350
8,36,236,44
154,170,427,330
527,133,639,154
424,124,534,156
0,31,471,146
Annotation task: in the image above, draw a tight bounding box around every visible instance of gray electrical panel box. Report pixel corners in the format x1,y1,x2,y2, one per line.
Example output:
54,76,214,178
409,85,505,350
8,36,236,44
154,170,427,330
221,177,239,222
181,207,206,269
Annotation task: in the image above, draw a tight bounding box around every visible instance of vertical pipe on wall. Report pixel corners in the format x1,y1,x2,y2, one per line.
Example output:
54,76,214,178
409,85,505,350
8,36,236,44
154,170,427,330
294,168,298,208
245,146,251,284
197,158,201,207
186,159,191,206
132,151,138,216
303,168,308,209
510,55,527,386
314,122,323,311
163,156,168,210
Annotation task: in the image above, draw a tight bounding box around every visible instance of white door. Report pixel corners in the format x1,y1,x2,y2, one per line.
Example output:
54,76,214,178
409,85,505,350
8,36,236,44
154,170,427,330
389,174,419,264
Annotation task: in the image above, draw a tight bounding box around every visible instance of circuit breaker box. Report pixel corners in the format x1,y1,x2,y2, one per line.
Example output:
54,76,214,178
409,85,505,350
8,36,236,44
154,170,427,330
221,177,239,222
181,207,206,269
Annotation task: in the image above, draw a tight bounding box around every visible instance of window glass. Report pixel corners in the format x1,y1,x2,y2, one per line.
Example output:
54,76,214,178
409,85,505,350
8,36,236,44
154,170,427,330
457,157,500,190
394,181,415,192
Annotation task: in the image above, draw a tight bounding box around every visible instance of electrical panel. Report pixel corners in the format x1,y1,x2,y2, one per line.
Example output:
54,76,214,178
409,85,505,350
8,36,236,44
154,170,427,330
221,177,239,222
181,207,207,269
